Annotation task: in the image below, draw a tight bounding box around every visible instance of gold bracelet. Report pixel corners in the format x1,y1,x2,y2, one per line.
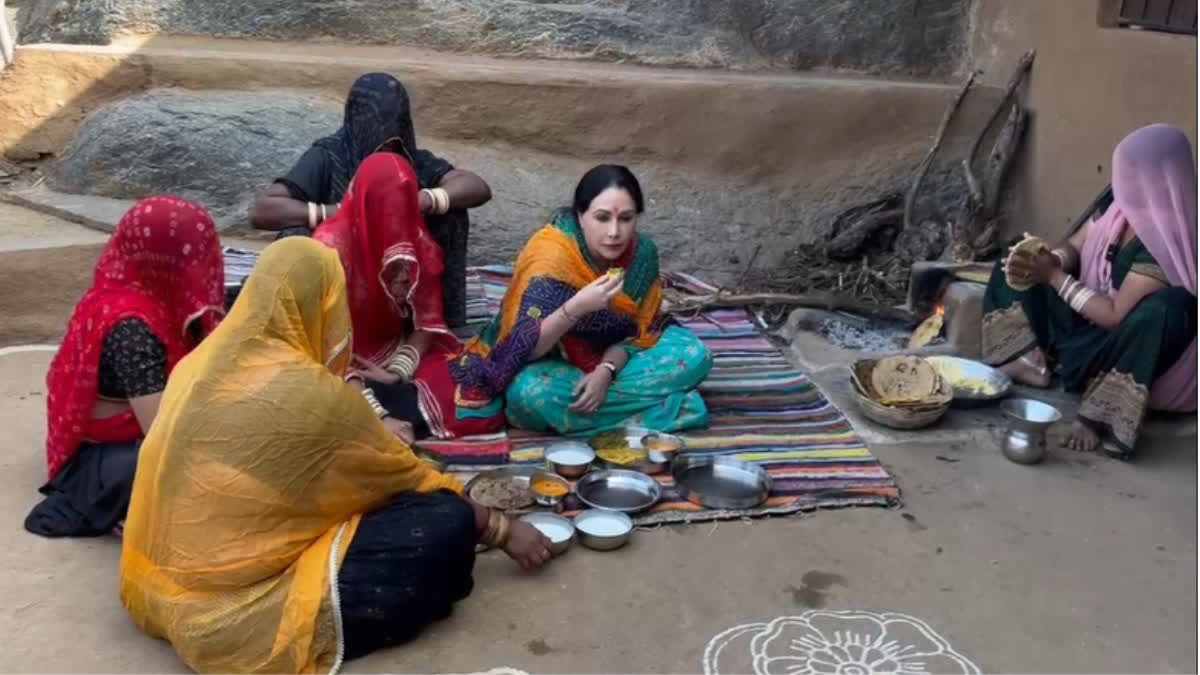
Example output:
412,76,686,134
495,513,511,547
560,304,579,323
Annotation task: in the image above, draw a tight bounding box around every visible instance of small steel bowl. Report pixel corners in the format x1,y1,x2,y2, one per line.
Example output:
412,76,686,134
574,509,634,551
641,450,671,475
641,432,684,459
544,440,596,479
518,512,576,556
575,469,662,513
529,471,571,508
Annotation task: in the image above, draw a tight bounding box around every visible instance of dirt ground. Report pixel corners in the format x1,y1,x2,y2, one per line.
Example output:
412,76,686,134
0,205,1196,674
0,243,102,345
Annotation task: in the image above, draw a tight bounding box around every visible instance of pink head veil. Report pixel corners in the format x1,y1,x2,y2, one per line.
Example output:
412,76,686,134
1080,124,1196,411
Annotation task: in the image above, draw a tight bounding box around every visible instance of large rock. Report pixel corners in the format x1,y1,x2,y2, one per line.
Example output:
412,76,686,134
19,0,970,76
51,90,340,225
52,89,969,282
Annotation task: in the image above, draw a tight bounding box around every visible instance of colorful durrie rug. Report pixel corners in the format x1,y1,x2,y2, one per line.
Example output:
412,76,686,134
224,250,900,524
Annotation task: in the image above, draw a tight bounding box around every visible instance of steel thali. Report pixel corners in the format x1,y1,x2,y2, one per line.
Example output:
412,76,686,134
671,455,772,510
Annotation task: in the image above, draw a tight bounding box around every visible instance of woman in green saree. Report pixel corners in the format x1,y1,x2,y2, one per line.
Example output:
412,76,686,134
464,165,713,436
982,124,1197,458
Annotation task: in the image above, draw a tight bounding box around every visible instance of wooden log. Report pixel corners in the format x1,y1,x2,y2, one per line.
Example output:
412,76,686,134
981,104,1029,218
826,208,904,260
905,71,975,231
963,49,1035,204
665,290,917,326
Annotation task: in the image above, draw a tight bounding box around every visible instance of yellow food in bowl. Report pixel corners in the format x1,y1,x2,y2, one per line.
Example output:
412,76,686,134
935,361,999,396
532,477,569,497
596,447,647,466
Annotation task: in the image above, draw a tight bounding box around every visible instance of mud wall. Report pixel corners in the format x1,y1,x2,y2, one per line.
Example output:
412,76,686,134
970,0,1197,239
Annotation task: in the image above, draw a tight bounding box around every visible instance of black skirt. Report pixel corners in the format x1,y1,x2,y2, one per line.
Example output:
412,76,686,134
24,440,140,538
338,490,477,661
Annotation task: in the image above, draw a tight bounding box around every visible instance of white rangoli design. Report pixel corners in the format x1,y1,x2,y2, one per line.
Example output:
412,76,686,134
704,611,980,675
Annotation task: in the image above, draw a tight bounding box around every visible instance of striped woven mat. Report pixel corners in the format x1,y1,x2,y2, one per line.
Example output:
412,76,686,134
435,266,901,525
223,250,900,523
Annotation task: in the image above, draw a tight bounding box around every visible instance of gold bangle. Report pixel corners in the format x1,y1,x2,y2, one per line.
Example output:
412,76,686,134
495,513,511,548
560,304,579,323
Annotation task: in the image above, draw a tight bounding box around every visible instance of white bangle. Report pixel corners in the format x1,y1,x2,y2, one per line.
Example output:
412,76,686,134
361,387,388,418
307,202,319,230
430,188,450,215
598,361,618,376
1070,287,1096,313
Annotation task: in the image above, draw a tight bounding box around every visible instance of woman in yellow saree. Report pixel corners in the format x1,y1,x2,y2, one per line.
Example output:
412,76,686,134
119,237,550,674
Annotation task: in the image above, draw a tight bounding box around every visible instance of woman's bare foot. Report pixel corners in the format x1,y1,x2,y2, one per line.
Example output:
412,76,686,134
1061,419,1101,452
1000,349,1051,388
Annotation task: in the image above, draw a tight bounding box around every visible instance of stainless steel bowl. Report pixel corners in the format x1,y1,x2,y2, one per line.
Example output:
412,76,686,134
574,509,633,551
575,469,662,513
529,471,570,508
544,440,596,479
671,455,772,510
518,512,576,555
641,432,684,458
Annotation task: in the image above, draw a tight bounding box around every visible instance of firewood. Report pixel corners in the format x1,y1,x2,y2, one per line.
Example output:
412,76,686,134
905,72,975,231
665,290,917,326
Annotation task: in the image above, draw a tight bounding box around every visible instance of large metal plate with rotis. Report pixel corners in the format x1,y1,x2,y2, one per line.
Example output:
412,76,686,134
575,469,661,513
671,455,772,510
464,467,538,511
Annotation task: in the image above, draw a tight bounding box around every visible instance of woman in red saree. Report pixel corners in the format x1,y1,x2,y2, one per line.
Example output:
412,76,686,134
25,196,225,538
314,153,538,440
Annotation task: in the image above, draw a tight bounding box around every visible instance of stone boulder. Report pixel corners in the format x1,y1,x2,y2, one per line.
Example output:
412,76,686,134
51,88,965,282
51,89,340,226
19,0,970,77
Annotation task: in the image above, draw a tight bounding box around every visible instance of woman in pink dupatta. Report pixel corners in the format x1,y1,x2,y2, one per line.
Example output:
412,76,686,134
981,124,1196,458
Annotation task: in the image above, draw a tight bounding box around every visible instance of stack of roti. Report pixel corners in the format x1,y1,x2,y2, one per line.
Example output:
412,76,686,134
852,355,950,407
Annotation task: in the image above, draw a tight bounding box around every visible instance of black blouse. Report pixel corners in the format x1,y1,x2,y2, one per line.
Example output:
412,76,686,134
277,147,454,205
97,318,168,399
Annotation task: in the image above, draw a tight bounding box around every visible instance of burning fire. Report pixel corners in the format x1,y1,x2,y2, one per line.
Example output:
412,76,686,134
907,303,945,349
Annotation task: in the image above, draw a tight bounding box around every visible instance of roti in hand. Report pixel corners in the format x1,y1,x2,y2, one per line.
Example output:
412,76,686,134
1004,234,1047,292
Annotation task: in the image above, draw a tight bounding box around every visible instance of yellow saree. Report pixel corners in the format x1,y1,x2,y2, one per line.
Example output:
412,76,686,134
119,238,459,674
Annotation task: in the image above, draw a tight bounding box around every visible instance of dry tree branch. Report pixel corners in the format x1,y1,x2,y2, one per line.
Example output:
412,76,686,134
963,49,1036,204
904,71,976,231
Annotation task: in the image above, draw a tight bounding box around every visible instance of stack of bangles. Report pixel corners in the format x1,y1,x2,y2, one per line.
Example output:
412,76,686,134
1057,274,1096,313
360,386,388,419
387,345,421,380
482,509,511,548
420,188,452,216
307,202,340,230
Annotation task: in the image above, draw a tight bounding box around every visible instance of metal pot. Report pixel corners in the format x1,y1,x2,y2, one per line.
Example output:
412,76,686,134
999,398,1062,465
